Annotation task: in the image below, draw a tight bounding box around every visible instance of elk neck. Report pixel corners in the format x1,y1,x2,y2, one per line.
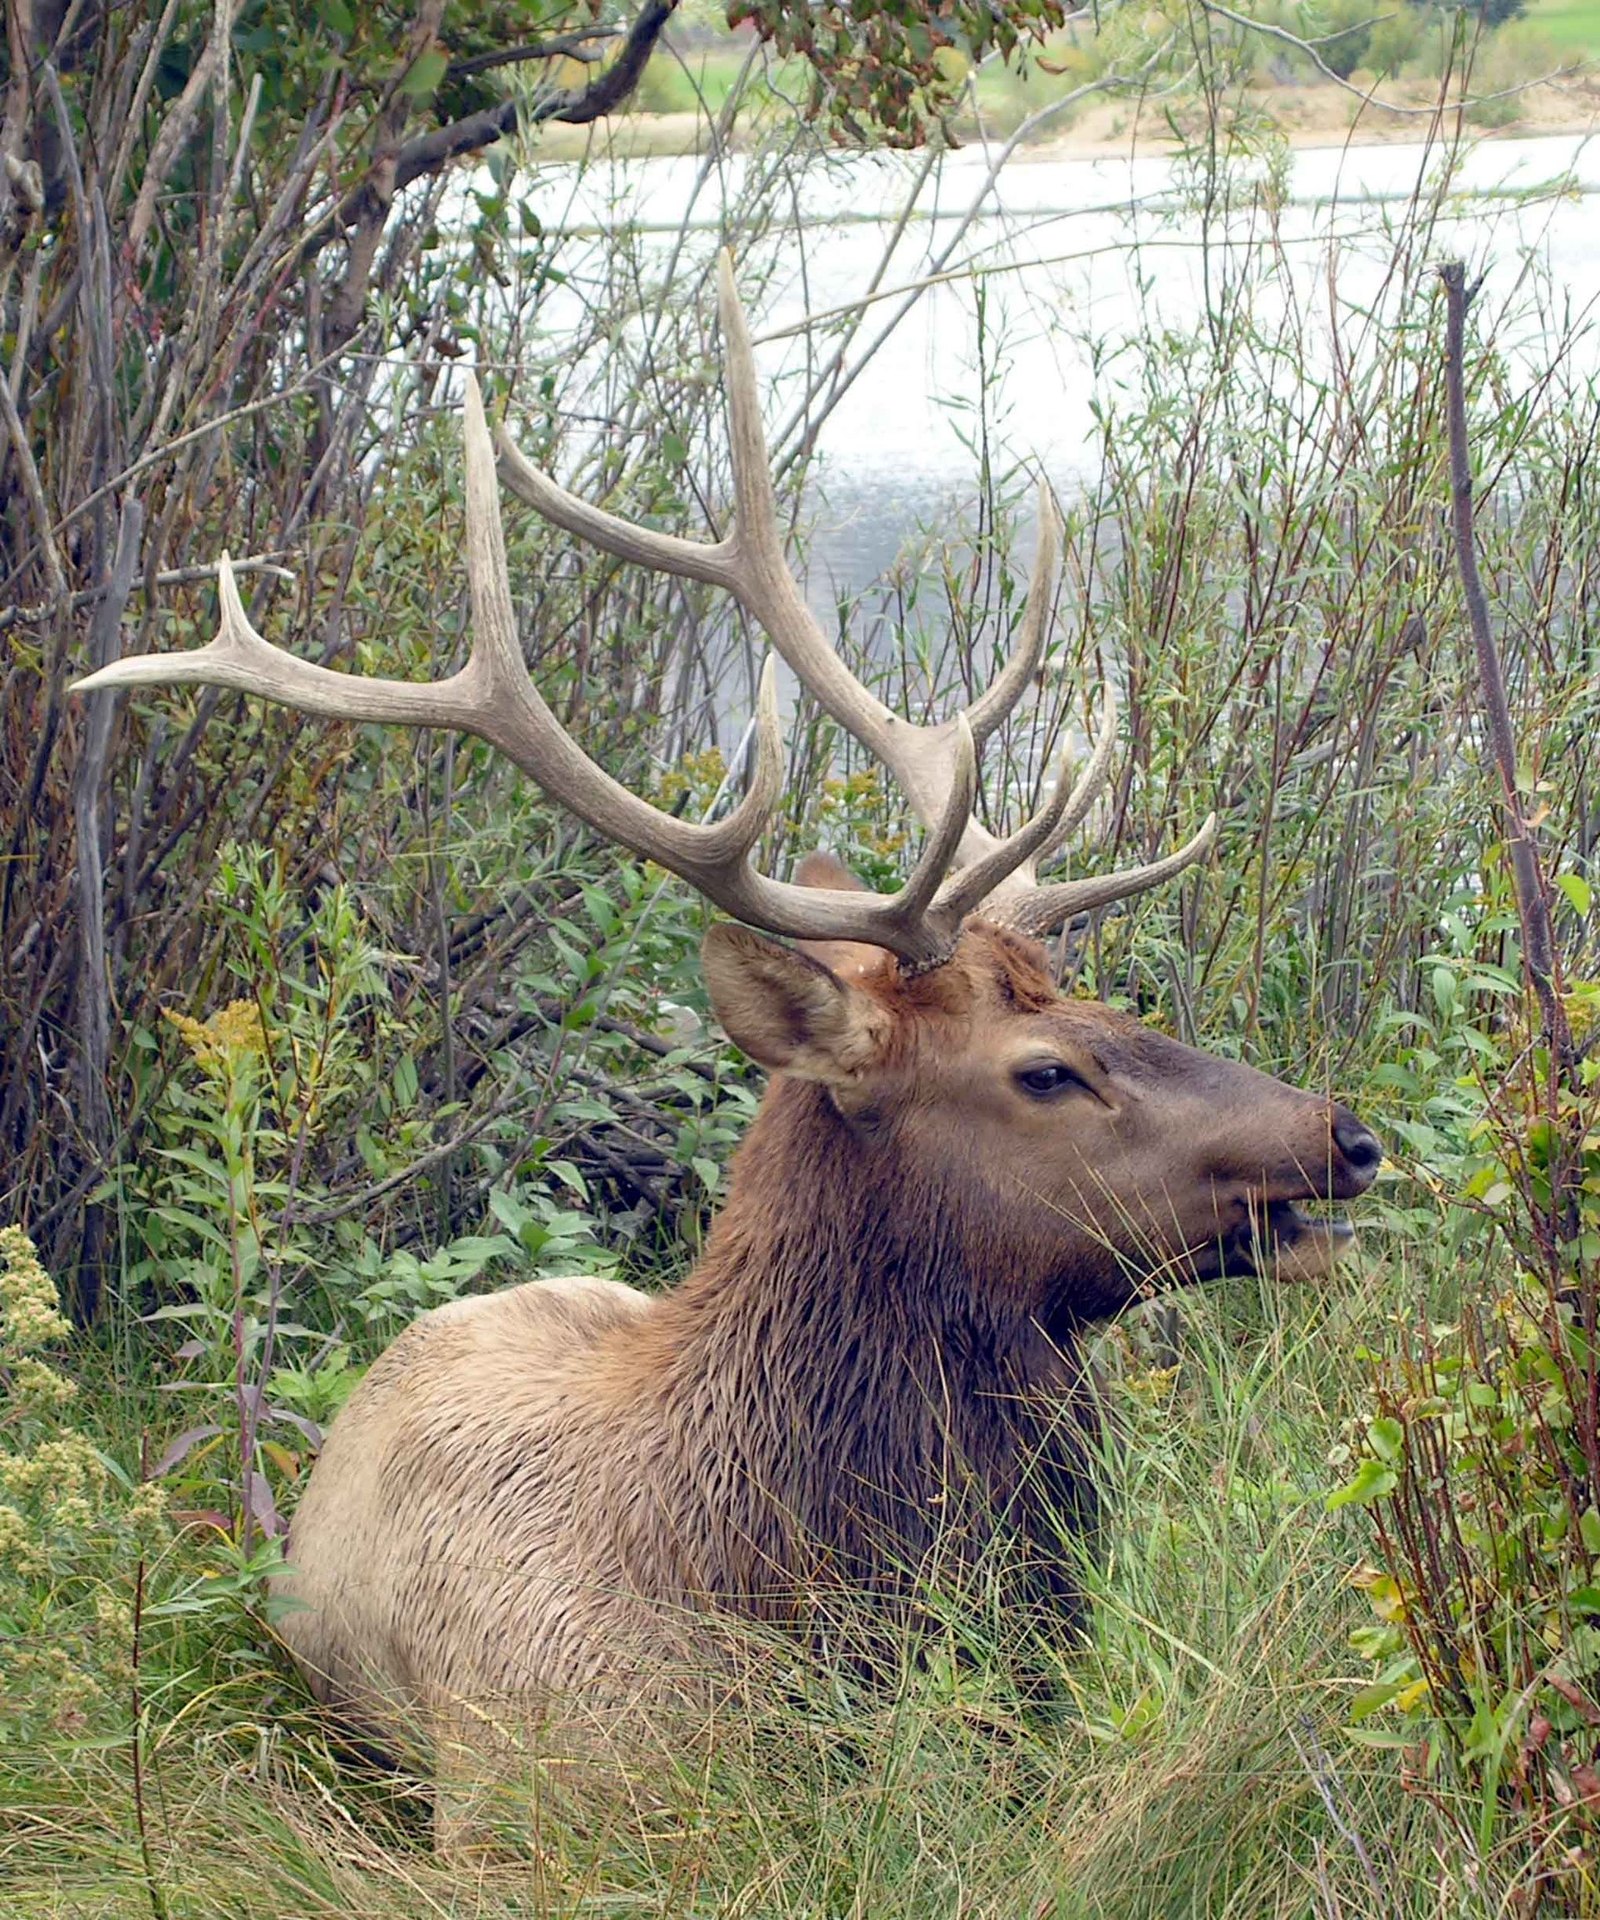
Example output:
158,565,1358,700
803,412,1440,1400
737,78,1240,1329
597,1072,1099,1622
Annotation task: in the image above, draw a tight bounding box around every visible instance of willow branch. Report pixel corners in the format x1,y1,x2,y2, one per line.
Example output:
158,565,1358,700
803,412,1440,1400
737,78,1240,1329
1439,260,1571,1070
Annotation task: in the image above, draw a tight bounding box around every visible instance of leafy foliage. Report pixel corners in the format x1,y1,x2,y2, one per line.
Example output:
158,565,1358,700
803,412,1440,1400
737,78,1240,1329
1335,953,1600,1897
729,0,1069,141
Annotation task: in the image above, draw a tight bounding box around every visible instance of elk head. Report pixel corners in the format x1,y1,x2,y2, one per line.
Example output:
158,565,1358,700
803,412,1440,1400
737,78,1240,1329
73,251,1380,1310
704,863,1380,1332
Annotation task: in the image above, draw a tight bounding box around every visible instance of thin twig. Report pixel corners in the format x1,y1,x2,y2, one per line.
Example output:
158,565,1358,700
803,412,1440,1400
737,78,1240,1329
446,28,618,79
292,1084,532,1227
0,362,65,597
0,553,295,634
1199,0,1575,113
1290,1716,1398,1918
1439,260,1571,1071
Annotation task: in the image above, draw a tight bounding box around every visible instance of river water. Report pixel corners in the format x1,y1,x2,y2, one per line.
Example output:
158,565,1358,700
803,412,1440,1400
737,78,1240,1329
518,129,1600,600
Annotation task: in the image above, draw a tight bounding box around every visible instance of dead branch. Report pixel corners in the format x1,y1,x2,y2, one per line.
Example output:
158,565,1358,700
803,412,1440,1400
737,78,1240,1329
127,0,238,261
1439,260,1571,1070
445,29,619,81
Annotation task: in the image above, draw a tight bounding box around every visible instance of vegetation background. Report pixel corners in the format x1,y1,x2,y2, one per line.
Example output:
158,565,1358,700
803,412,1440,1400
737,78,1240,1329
4,0,1600,1914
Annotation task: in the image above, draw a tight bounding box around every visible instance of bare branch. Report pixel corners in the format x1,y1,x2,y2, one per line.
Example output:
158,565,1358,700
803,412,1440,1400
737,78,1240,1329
528,0,679,126
293,0,680,302
128,0,238,261
388,97,519,198
1439,259,1571,1068
0,356,65,597
385,1,677,194
0,552,295,634
446,30,620,81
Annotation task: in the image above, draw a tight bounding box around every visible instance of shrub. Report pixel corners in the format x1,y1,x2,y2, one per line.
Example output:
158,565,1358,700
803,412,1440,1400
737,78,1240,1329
1463,21,1562,124
0,1228,170,1744
1336,977,1600,1903
1364,4,1430,75
1330,263,1600,1905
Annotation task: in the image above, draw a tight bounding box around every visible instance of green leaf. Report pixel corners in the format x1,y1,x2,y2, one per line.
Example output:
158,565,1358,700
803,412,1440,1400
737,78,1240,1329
1368,1416,1404,1465
1327,1459,1398,1512
1350,1680,1403,1720
402,48,449,98
487,1188,529,1235
1343,1724,1416,1750
1559,872,1594,918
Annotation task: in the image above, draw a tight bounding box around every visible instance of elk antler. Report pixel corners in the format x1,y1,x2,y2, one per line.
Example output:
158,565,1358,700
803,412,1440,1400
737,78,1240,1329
72,252,1215,971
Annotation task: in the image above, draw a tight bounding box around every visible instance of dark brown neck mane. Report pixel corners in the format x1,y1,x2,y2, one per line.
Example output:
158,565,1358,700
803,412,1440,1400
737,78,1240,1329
616,1075,1100,1635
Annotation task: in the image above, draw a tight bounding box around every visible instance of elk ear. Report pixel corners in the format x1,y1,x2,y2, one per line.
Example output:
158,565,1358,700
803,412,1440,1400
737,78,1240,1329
702,924,890,1084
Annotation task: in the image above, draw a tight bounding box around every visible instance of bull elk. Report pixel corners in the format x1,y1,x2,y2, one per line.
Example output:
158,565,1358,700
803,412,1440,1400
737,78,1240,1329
74,256,1380,1801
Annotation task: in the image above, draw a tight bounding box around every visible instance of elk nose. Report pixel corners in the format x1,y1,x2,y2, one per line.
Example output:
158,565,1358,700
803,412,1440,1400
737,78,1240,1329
1331,1107,1382,1184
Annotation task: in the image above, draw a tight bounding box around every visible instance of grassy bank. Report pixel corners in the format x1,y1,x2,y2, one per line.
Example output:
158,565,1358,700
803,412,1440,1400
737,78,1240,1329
6,1264,1430,1918
1529,0,1600,53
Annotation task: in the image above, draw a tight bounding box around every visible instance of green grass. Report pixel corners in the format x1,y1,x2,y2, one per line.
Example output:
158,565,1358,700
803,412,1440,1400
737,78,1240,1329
1526,0,1600,53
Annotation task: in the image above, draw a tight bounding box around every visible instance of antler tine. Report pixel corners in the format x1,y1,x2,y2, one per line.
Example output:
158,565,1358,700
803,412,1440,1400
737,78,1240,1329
996,813,1220,940
890,714,978,922
73,547,489,729
935,684,1117,923
494,424,737,594
965,480,1062,749
712,250,924,787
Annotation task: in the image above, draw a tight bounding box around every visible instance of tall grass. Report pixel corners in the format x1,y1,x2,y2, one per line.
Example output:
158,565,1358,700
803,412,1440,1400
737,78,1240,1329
5,1249,1434,1919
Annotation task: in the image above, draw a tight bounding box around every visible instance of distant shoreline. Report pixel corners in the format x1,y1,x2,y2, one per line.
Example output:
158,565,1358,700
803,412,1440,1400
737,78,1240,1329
533,74,1600,165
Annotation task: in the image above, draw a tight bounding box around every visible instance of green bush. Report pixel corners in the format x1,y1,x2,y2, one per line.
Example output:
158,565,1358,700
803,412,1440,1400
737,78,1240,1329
1365,3,1431,74
0,1228,170,1746
1464,19,1563,122
1297,0,1384,78
1335,958,1600,1898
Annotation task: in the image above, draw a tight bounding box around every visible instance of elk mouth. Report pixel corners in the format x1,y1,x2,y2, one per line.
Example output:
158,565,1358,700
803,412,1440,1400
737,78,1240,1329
1263,1196,1355,1254
1212,1197,1357,1280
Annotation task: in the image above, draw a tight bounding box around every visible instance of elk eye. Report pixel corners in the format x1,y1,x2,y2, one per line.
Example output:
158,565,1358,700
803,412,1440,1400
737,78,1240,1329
1015,1062,1085,1099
